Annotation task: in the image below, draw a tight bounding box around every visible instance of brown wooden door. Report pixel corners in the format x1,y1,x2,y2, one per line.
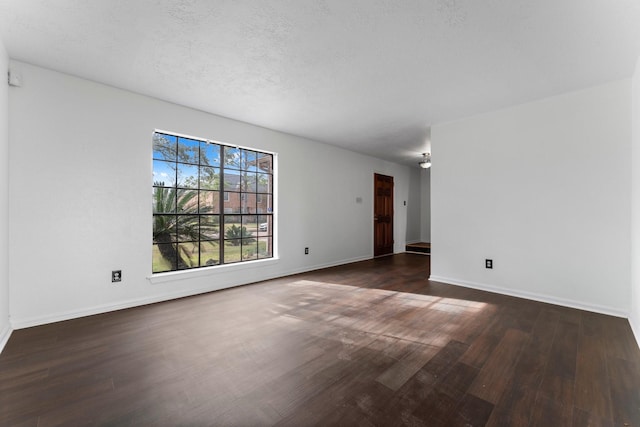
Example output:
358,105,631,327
374,173,394,257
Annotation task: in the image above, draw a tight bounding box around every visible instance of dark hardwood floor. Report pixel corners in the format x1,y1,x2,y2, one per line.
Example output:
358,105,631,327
1,253,639,426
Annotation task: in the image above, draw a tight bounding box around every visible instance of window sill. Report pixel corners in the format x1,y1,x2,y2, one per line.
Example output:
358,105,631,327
147,257,279,284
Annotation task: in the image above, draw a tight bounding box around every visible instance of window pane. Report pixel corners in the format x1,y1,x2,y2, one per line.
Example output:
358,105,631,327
242,172,257,192
199,191,220,214
200,142,220,167
242,149,257,171
223,146,241,169
257,152,272,173
224,241,242,263
242,215,258,234
177,164,199,188
223,169,241,190
257,194,273,214
224,215,241,239
266,194,273,213
242,224,256,240
178,241,200,269
257,215,272,236
153,215,177,242
200,167,220,190
258,236,273,258
223,192,240,213
200,215,220,240
152,244,174,272
153,133,177,161
242,242,258,261
257,173,272,193
241,193,256,214
153,187,175,213
153,159,176,187
200,240,220,266
177,215,199,242
178,137,199,164
176,189,199,213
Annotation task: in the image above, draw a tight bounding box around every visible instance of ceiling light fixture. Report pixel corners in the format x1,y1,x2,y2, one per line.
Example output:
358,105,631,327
419,153,431,169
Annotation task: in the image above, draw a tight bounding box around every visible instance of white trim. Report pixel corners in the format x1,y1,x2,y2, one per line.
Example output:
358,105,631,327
11,280,269,329
152,129,279,284
428,275,629,318
278,255,373,277
11,259,632,333
0,324,12,354
154,128,279,157
148,257,279,284
11,255,372,330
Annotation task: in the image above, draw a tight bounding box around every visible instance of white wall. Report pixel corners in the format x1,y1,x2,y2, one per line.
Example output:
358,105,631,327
431,80,632,315
8,61,417,328
405,167,422,243
631,56,640,344
0,38,10,351
420,169,431,243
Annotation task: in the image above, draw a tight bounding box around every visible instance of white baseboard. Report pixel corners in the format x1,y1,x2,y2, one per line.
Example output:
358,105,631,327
11,288,221,329
284,255,373,276
11,255,374,330
9,259,638,351
0,324,12,354
428,275,629,319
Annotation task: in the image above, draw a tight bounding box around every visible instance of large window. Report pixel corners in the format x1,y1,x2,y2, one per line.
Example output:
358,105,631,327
152,131,274,273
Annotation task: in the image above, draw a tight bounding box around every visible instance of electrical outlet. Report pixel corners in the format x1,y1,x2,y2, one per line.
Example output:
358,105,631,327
485,259,493,269
112,270,122,282
305,247,309,255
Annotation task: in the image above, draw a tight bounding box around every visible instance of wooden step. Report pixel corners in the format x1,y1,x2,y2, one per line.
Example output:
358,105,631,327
406,242,430,254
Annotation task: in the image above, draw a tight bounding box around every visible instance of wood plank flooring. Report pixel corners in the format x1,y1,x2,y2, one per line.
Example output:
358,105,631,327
1,253,639,426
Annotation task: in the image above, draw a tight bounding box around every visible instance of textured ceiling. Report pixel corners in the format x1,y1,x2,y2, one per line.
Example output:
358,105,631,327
1,0,640,166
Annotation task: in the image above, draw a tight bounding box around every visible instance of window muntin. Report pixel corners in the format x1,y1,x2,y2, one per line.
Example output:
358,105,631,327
152,132,274,273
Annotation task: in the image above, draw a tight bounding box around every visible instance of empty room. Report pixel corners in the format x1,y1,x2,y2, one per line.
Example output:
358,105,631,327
1,1,640,426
